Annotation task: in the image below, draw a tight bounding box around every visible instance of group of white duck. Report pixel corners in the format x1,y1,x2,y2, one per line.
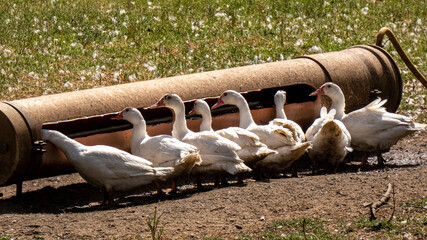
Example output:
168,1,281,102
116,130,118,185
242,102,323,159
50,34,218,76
41,82,424,205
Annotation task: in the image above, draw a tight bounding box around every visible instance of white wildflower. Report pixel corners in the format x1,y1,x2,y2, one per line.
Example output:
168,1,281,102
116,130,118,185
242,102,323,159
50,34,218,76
119,9,126,15
63,81,73,88
3,49,12,57
334,36,343,44
80,76,86,81
215,12,227,17
43,88,52,95
52,16,57,23
361,7,369,15
91,72,100,81
147,1,152,6
5,19,10,24
308,46,322,52
128,74,137,81
294,39,303,47
113,71,121,82
144,61,157,71
1,69,5,76
323,1,330,6
92,51,98,59
57,25,62,30
267,23,272,29
8,87,17,92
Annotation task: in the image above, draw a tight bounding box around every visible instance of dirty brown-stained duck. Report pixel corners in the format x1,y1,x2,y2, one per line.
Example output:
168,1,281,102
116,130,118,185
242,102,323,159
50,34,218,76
150,94,252,189
112,107,201,194
269,90,305,143
41,129,197,206
305,107,352,173
189,99,276,168
213,90,311,178
310,82,424,167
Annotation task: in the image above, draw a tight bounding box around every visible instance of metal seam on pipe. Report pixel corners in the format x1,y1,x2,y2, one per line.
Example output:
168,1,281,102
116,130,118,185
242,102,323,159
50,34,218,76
295,56,333,83
3,101,44,179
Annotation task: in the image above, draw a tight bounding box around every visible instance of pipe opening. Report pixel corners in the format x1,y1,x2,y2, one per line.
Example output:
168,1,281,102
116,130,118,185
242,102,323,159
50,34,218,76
42,84,316,138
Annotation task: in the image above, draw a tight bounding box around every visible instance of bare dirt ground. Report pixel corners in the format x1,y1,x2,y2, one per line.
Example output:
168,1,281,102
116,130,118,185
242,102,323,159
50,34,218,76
0,131,426,240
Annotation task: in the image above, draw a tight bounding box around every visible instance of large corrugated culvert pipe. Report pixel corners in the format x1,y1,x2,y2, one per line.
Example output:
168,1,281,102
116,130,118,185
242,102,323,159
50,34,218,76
0,44,402,195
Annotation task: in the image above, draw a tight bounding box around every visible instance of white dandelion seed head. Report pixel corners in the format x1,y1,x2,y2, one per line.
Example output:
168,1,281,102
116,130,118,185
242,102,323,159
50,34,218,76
361,7,369,15
128,74,137,81
63,81,73,88
308,46,322,52
294,39,304,47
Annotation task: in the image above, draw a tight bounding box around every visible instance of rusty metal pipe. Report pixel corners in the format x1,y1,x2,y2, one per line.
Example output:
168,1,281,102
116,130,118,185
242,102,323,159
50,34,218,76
0,44,401,188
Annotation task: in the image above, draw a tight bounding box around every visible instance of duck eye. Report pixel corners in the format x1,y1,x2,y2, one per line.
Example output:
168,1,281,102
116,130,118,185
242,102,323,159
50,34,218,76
125,108,129,112
224,93,228,96
166,96,171,100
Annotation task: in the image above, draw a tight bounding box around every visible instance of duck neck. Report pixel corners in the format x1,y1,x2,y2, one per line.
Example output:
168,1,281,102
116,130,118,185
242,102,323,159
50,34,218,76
275,101,287,120
171,104,190,140
329,94,346,120
236,98,256,128
45,131,85,162
130,119,148,154
199,110,213,132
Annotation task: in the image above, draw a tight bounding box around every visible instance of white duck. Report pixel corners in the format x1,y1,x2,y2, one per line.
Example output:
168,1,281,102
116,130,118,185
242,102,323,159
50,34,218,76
212,90,311,177
150,94,252,189
41,129,196,206
310,82,424,166
305,107,352,173
269,90,305,143
189,99,276,167
112,107,202,194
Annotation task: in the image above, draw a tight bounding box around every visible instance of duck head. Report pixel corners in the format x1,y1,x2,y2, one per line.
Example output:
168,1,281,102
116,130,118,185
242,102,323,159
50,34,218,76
189,99,210,115
150,93,184,113
212,90,244,109
310,82,343,99
274,90,287,106
112,107,144,125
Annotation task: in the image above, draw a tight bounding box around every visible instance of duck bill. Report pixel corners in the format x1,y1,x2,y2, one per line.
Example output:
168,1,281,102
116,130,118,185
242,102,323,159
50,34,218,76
188,107,196,115
149,98,165,109
309,86,324,96
211,98,224,109
111,110,124,120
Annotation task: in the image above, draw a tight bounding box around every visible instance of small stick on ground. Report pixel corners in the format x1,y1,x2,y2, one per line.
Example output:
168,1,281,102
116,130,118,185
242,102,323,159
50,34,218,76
388,184,396,222
302,218,307,240
368,183,393,220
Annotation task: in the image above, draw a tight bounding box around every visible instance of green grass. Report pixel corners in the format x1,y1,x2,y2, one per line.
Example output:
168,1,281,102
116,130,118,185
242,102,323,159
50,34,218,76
0,0,425,122
0,235,12,240
263,218,346,240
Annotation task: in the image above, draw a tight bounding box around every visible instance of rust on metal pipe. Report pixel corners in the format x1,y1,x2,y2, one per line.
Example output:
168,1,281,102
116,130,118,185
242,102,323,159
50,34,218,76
0,44,401,188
